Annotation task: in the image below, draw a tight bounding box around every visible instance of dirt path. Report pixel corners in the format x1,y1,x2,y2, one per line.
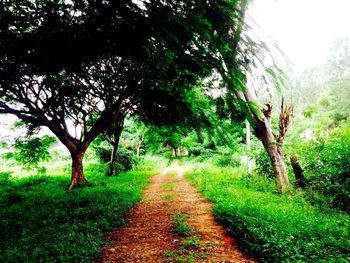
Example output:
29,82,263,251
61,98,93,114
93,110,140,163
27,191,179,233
98,163,254,263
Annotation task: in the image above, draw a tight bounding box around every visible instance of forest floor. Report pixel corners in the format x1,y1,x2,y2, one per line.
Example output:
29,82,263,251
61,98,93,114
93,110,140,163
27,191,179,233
97,163,254,263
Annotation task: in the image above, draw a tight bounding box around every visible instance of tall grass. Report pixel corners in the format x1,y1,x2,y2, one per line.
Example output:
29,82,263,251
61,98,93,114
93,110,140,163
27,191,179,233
185,163,350,262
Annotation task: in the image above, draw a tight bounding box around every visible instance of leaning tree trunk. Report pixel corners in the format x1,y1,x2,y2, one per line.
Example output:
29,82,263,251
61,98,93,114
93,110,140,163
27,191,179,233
68,150,87,190
235,87,293,192
259,121,289,192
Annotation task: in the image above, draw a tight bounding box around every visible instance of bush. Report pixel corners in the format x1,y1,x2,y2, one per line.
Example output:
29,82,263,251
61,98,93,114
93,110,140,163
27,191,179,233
188,145,204,156
253,147,274,178
94,146,111,163
0,172,12,186
4,136,55,175
294,124,350,213
94,147,137,172
116,148,137,172
214,154,240,167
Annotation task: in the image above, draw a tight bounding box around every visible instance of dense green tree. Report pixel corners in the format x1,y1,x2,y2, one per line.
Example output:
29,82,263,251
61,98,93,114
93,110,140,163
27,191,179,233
0,0,153,188
0,0,234,188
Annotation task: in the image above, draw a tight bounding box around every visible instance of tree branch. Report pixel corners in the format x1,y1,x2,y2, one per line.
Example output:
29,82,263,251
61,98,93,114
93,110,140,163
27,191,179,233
83,94,126,146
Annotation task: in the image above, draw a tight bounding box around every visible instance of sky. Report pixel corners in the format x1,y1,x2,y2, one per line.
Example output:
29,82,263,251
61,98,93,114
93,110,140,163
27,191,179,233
247,0,350,72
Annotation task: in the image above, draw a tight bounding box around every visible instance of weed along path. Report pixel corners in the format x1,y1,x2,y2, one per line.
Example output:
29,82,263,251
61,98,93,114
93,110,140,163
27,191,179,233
98,163,254,263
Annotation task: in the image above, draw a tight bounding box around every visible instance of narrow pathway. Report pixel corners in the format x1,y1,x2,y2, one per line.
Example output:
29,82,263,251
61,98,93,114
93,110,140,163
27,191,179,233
98,163,254,263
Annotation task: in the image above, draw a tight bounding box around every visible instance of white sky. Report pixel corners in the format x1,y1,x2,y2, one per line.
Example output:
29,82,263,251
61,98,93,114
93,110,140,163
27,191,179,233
248,0,350,72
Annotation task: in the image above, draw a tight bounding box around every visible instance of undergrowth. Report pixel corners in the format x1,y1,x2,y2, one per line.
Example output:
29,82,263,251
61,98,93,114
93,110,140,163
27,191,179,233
185,163,350,262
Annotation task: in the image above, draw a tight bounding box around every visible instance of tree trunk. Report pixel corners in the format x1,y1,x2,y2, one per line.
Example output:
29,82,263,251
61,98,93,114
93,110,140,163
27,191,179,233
107,142,118,176
259,122,290,192
233,88,291,192
172,147,177,157
176,147,181,157
290,155,306,189
68,150,87,189
266,144,289,192
136,135,144,157
107,114,125,176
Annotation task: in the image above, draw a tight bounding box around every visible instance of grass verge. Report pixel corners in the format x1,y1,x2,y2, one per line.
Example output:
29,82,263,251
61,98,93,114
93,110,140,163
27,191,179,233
0,159,160,263
185,163,350,263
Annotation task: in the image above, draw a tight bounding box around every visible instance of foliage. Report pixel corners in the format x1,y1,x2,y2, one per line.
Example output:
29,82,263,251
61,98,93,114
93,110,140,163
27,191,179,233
253,146,274,178
1,0,247,186
0,172,12,186
185,163,350,262
5,136,55,174
0,162,158,262
213,152,241,168
116,148,138,172
93,145,137,172
93,146,111,163
292,123,350,213
143,125,187,154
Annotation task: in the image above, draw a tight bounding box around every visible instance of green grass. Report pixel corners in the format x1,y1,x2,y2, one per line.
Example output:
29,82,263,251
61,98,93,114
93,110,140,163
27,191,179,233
0,161,158,262
163,231,209,262
171,212,194,237
162,193,175,200
163,182,175,191
185,163,350,263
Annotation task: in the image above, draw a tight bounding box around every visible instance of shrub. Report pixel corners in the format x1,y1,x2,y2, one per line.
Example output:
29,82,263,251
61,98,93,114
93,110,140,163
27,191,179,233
294,124,350,213
94,147,137,172
214,154,240,167
253,147,274,178
116,148,137,172
4,136,55,174
0,172,12,186
94,146,111,163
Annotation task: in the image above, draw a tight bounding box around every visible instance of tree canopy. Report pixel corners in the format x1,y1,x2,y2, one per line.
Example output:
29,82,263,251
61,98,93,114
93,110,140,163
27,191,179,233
0,0,253,188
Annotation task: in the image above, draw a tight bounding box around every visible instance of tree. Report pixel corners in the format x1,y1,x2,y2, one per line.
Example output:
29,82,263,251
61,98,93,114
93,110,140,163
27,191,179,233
143,125,185,156
103,113,127,177
0,1,153,188
0,0,219,188
187,0,292,191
